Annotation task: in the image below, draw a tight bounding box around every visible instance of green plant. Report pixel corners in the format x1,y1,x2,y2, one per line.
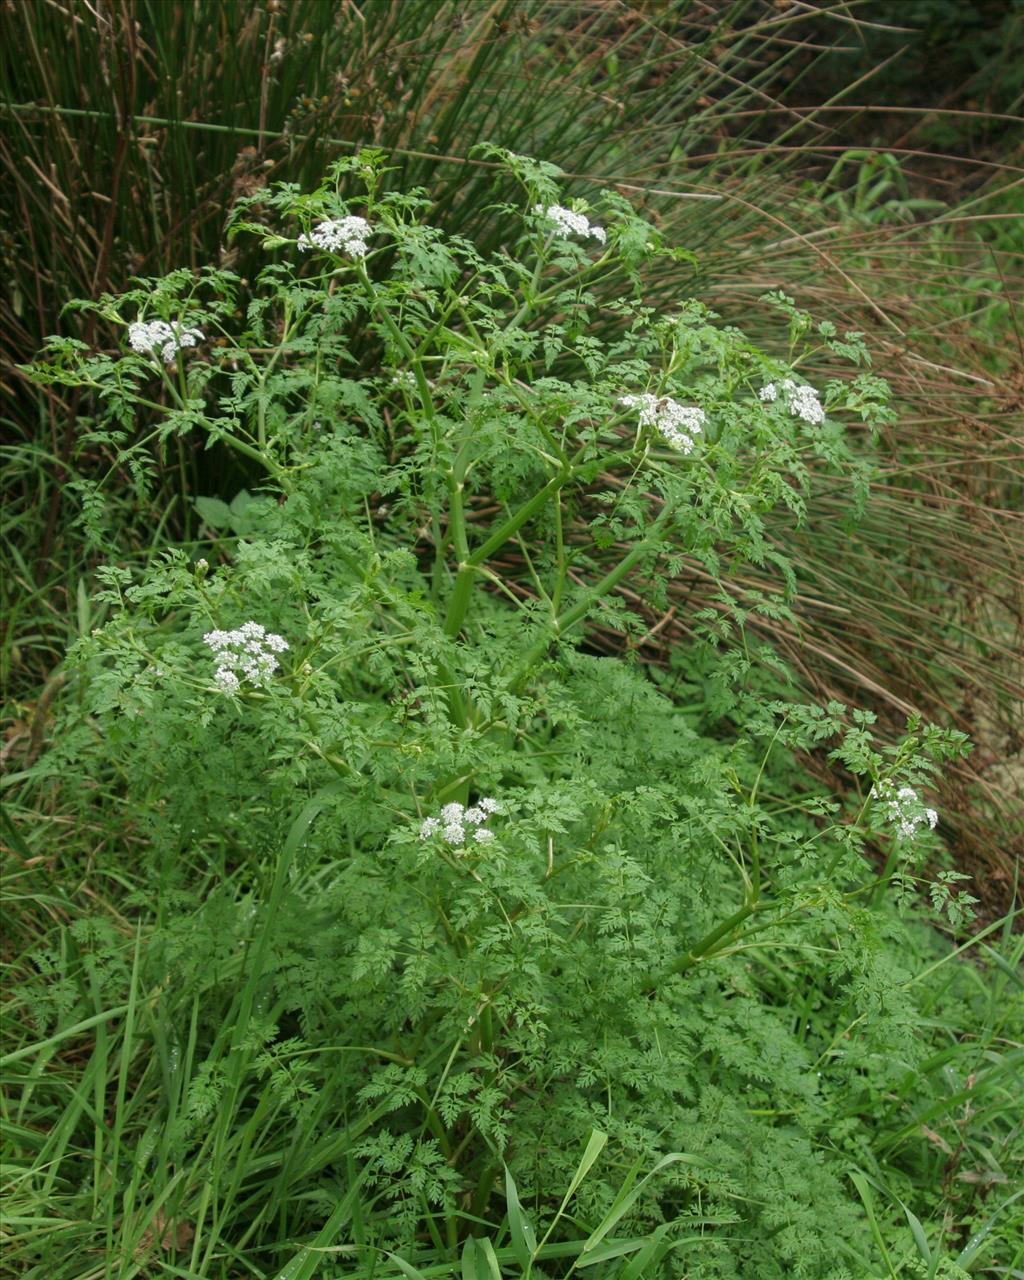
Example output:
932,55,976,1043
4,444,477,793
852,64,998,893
8,155,1019,1280
819,152,947,226
2,0,852,702
4,0,1021,921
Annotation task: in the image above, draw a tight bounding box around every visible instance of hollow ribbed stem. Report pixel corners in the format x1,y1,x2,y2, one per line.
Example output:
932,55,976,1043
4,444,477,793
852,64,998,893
645,899,764,994
513,496,679,686
443,468,573,642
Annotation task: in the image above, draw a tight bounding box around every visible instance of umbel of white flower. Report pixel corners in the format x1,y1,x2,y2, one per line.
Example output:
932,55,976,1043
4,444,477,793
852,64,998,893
620,393,706,454
874,782,939,840
203,621,289,693
759,378,825,425
420,798,502,848
533,203,606,244
128,319,204,365
297,215,373,258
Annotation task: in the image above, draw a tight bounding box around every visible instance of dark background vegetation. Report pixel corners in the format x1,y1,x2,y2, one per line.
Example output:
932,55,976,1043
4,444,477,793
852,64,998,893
2,0,1021,905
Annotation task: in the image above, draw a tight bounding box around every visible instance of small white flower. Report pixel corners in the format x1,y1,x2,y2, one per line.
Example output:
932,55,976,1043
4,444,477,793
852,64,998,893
128,319,203,365
203,620,289,692
128,320,169,353
875,782,939,840
762,378,825,425
533,203,605,244
214,668,241,694
620,393,706,455
297,215,373,258
783,380,825,425
418,797,503,848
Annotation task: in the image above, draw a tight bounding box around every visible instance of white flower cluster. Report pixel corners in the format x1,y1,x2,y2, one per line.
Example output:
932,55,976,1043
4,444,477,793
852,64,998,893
533,203,606,244
875,783,939,840
128,319,204,364
297,215,372,258
203,621,289,693
620,393,706,454
759,379,825,425
420,798,502,847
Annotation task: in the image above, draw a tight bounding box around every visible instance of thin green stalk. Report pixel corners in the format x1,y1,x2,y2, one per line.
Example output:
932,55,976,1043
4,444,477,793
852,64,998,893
256,298,292,449
104,379,288,484
104,927,142,1279
469,472,574,570
513,497,679,685
0,1006,132,1069
506,232,553,332
355,261,470,729
870,839,905,907
551,490,566,615
441,440,475,639
654,900,763,989
443,467,573,642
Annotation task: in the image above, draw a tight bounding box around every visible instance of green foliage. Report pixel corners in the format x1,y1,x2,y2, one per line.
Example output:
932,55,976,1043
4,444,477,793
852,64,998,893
819,153,947,227
4,0,1020,923
5,158,1019,1280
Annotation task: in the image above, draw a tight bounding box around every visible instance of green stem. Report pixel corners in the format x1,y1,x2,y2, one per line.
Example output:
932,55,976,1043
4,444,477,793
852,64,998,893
502,378,568,465
870,839,903,908
819,791,875,884
357,262,435,413
357,265,474,730
469,469,572,570
413,273,483,359
444,469,573,640
415,1090,452,1159
552,490,566,615
747,718,787,903
469,1160,502,1221
257,299,292,449
219,433,289,481
109,376,288,485
651,899,763,990
440,439,474,640
503,237,614,334
513,497,678,685
506,233,552,331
